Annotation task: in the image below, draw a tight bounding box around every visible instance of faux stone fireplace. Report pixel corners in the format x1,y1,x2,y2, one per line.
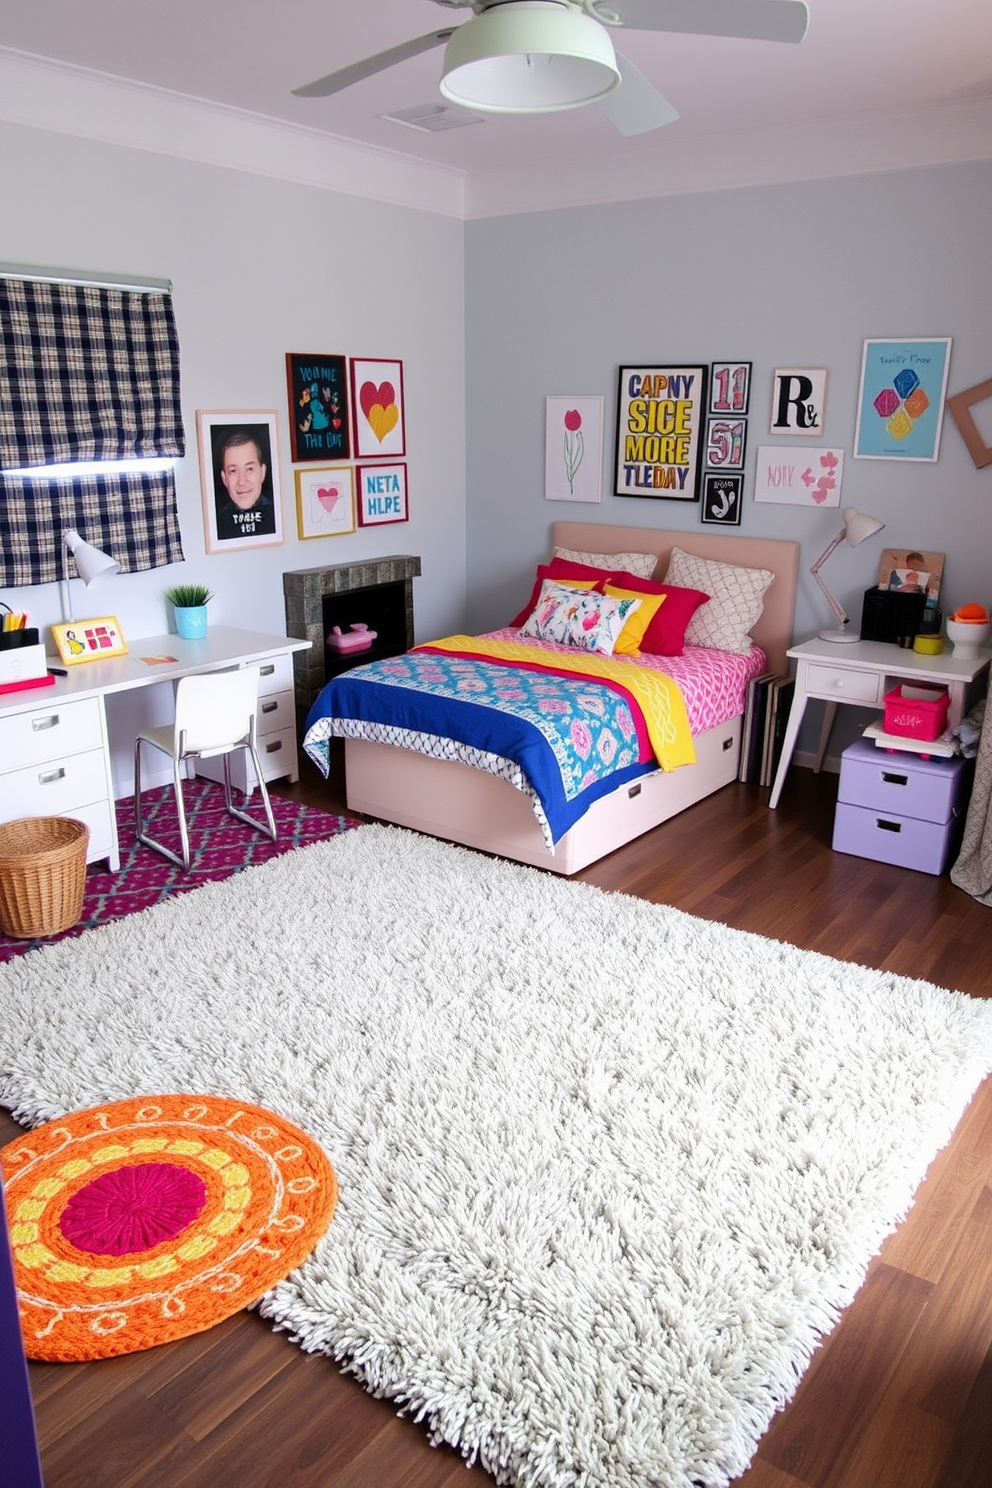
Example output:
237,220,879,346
283,555,421,734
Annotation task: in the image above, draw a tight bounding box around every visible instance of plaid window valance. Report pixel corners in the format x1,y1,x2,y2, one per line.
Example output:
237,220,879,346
0,275,185,588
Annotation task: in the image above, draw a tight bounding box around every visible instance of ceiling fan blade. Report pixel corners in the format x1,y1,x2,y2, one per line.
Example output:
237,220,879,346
588,0,809,45
596,51,679,136
292,29,454,98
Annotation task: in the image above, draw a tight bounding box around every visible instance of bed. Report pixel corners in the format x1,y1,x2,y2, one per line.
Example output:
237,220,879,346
304,522,799,875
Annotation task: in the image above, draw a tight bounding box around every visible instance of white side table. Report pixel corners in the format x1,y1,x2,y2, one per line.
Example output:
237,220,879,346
769,637,992,809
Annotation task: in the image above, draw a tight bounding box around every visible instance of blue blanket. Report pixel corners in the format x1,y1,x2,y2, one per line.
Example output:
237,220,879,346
304,648,654,845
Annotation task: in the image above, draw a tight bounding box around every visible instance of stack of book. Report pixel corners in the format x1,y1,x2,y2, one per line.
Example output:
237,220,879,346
738,672,795,787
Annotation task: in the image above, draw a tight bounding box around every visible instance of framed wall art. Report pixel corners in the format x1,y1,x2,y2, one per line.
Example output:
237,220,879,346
701,473,744,526
770,368,828,436
196,410,284,554
709,361,751,415
854,338,952,461
51,616,127,665
350,358,406,460
285,353,350,462
704,415,747,471
946,376,992,469
753,446,844,506
545,395,603,502
357,462,408,526
877,548,944,606
614,365,708,502
294,466,356,540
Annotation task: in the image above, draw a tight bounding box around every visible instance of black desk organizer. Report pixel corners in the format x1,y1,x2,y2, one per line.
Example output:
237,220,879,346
860,587,926,646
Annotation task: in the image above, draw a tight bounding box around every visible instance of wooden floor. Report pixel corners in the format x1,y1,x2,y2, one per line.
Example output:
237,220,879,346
4,752,992,1488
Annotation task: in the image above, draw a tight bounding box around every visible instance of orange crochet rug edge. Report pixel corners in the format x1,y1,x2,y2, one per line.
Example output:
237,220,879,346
2,1093,338,1362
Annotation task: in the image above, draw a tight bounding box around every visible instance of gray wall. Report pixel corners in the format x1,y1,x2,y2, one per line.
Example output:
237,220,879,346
465,163,992,753
0,119,468,648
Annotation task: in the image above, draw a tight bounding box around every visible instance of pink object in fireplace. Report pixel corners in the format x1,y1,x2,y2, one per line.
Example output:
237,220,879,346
326,623,377,655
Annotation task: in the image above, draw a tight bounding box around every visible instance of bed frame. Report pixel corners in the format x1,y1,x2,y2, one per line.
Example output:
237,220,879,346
344,523,799,876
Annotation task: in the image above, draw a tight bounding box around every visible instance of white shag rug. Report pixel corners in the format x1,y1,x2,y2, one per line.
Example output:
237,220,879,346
4,824,992,1488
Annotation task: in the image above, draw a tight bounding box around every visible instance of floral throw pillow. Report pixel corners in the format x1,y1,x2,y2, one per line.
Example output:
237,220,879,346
521,580,641,656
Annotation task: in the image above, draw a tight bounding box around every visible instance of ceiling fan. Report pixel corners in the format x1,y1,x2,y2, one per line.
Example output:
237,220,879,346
293,0,810,138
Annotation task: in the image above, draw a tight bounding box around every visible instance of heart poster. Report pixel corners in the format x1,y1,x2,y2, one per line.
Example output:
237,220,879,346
350,357,406,459
294,465,356,540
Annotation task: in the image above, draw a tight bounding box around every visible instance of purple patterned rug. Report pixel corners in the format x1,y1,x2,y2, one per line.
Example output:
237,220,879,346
0,778,360,963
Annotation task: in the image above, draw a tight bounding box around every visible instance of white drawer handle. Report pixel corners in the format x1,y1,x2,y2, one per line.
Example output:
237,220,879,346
259,664,275,676
38,767,66,785
261,700,278,714
264,740,283,755
32,714,60,731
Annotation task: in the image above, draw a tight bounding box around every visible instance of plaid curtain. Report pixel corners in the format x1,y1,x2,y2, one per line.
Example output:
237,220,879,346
0,276,185,587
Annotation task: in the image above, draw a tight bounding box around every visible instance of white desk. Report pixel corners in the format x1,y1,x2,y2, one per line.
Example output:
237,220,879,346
0,627,310,869
769,637,992,809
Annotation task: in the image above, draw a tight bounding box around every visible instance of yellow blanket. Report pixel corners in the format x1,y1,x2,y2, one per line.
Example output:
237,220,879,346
418,635,696,772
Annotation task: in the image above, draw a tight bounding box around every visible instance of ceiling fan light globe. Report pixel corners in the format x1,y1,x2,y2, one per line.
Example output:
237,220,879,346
440,2,621,113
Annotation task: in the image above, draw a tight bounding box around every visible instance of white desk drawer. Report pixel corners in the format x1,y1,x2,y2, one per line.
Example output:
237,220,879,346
251,653,294,696
0,696,104,770
1,746,110,819
256,726,296,781
806,664,882,704
256,689,294,736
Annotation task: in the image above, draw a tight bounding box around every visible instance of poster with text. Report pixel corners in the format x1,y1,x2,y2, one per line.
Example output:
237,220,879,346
285,353,350,462
753,446,844,506
614,365,707,502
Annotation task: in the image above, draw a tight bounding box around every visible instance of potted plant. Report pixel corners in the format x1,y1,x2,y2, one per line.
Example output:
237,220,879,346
165,583,214,641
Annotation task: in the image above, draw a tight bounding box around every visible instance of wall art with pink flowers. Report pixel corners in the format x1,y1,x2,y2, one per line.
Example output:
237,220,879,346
544,396,604,503
752,446,845,507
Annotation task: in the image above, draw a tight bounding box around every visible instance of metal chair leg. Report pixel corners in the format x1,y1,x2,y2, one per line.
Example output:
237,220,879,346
221,748,277,845
133,735,192,871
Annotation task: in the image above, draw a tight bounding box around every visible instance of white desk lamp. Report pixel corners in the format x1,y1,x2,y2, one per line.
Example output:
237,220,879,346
810,506,885,643
61,528,121,622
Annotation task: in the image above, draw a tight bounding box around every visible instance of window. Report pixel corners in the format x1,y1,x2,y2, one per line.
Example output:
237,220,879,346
0,269,185,588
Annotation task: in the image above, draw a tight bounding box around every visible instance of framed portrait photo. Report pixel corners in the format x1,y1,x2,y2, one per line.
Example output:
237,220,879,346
51,616,127,666
285,353,350,463
350,358,406,460
196,410,284,554
357,462,408,526
294,466,356,540
614,365,708,502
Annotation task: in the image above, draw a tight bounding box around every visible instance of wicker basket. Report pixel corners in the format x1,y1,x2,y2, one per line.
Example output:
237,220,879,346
0,817,89,938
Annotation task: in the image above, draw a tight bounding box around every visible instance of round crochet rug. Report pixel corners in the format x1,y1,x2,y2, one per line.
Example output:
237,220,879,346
2,1093,337,1362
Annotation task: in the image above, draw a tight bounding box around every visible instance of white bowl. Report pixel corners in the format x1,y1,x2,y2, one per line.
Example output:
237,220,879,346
945,617,991,658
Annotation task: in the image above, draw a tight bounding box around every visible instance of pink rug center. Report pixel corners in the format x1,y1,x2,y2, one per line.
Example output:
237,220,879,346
59,1162,208,1255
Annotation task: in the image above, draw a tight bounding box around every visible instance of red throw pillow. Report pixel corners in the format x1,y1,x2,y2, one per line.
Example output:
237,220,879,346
615,572,710,656
509,558,623,629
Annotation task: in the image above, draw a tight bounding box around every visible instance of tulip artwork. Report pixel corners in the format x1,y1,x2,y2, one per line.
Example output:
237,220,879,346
545,396,604,503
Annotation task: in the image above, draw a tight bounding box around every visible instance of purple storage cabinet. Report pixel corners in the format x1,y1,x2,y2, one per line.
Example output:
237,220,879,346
832,738,973,875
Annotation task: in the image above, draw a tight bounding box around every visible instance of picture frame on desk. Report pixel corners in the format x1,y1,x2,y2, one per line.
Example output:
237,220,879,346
51,616,127,665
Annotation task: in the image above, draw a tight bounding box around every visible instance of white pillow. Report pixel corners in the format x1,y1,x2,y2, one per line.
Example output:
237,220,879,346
521,580,640,656
553,545,657,580
665,547,774,655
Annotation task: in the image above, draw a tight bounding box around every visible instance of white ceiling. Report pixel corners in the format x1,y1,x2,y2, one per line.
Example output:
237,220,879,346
1,0,991,216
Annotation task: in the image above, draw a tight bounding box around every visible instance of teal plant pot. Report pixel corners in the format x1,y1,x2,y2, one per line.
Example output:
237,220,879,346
174,605,207,640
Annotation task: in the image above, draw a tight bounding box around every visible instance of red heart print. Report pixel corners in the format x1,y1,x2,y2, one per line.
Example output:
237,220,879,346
360,380,395,420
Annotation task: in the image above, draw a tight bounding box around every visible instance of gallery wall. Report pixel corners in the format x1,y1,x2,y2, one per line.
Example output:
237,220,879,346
464,160,992,754
0,118,468,649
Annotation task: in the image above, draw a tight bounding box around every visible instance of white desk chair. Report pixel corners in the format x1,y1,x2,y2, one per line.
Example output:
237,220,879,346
134,667,277,871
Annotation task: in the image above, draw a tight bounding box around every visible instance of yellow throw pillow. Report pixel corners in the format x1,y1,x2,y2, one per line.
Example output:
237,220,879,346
604,583,667,657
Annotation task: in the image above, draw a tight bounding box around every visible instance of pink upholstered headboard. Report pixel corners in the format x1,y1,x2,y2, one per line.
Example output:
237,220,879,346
552,522,799,676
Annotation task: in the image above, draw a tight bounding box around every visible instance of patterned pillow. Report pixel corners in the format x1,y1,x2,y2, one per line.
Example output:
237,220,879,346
521,580,641,656
553,545,657,580
665,548,774,655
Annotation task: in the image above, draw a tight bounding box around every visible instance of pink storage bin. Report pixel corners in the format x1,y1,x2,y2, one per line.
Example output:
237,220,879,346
883,684,950,741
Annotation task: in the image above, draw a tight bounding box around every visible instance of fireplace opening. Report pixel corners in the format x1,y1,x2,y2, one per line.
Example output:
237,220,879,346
322,580,408,682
